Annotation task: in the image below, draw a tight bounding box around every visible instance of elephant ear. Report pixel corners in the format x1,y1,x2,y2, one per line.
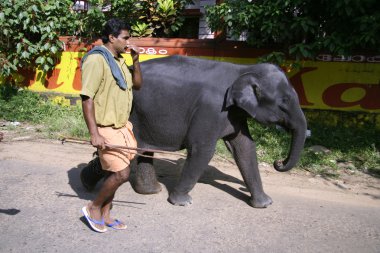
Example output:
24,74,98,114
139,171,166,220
225,73,261,118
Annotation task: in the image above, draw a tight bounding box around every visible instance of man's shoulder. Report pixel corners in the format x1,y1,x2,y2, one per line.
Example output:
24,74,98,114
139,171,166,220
85,53,107,62
82,54,108,71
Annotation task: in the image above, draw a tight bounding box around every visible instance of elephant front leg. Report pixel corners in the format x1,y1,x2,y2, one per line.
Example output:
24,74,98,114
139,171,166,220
134,153,162,194
168,146,215,206
224,131,273,208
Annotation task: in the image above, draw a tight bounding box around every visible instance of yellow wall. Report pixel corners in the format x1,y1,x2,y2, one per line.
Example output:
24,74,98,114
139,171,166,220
2,51,380,113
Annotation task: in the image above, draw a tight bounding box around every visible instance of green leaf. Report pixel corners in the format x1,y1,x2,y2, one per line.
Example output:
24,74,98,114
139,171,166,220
47,57,54,65
36,56,45,64
21,51,30,59
31,4,39,12
16,43,22,54
50,46,57,54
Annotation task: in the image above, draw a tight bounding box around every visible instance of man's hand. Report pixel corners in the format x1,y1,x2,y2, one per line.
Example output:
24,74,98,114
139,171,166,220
128,44,143,90
90,132,106,150
129,45,140,62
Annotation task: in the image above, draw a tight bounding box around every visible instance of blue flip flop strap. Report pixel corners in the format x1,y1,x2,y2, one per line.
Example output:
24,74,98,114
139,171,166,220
88,216,105,226
107,219,122,227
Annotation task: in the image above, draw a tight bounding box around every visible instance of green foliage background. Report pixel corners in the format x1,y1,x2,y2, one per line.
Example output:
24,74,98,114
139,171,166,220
206,0,380,63
0,0,192,79
0,0,78,76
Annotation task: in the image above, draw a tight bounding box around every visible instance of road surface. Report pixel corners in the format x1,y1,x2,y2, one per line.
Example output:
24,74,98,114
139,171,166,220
1,138,379,253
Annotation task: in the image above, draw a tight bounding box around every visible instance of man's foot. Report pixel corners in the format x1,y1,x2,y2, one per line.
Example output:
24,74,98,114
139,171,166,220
81,204,107,233
105,219,127,230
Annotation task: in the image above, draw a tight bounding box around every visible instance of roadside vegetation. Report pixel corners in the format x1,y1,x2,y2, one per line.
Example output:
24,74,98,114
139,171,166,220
0,0,192,80
206,0,380,68
0,85,87,139
1,85,379,178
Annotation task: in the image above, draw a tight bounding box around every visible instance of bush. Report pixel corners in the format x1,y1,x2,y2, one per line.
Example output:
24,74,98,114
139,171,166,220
0,0,192,83
206,0,380,63
0,0,79,76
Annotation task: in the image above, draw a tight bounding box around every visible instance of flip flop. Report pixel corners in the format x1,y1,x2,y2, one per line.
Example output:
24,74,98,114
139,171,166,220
106,219,127,230
81,206,107,233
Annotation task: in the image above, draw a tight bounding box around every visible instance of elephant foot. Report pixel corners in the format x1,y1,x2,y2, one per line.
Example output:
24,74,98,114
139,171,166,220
133,164,162,194
80,157,105,191
250,193,273,208
168,191,193,206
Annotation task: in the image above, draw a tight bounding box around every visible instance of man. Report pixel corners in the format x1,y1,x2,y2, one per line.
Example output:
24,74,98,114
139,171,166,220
80,18,142,233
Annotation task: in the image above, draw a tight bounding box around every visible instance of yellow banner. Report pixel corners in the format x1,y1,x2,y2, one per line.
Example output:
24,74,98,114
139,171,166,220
2,51,380,113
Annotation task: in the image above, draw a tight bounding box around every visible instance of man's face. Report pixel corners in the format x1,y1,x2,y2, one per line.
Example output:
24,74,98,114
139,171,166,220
112,29,130,55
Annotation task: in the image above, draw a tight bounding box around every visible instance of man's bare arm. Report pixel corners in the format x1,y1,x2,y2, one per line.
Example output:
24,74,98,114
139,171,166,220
81,95,105,149
129,46,143,90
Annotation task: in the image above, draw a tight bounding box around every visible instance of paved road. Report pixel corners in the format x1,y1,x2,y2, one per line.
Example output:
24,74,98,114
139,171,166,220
1,140,380,253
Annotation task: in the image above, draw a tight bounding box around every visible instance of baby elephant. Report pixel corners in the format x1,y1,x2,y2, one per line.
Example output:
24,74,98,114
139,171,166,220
81,55,307,208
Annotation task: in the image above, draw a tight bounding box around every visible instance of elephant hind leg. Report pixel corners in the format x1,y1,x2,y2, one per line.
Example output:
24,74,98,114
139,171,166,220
80,156,105,191
133,152,162,194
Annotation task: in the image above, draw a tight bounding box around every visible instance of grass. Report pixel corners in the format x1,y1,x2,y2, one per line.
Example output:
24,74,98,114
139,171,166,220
1,85,379,178
0,85,88,139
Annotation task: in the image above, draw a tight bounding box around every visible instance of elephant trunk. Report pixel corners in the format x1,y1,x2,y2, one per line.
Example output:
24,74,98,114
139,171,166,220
273,114,307,172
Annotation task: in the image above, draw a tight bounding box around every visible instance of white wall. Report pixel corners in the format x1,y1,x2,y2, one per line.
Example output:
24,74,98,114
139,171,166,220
187,0,216,39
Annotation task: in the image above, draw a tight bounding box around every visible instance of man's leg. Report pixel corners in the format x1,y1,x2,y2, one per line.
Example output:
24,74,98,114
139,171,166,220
102,168,129,229
87,167,130,231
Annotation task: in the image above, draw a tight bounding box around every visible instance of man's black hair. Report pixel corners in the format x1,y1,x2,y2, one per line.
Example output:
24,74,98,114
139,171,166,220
101,18,131,44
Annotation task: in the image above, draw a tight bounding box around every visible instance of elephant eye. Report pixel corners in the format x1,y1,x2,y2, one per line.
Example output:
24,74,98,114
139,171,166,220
282,97,290,104
252,85,262,99
279,96,290,112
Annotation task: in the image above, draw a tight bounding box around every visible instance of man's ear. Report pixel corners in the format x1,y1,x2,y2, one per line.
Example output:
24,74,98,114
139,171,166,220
108,34,115,43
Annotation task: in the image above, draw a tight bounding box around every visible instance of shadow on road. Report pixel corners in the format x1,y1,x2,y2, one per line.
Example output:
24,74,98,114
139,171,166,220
59,162,146,208
152,158,250,204
64,157,250,205
66,163,95,201
0,208,20,215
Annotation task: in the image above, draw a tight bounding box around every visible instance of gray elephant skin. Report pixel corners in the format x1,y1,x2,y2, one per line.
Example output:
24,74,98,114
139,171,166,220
131,55,307,208
81,55,307,208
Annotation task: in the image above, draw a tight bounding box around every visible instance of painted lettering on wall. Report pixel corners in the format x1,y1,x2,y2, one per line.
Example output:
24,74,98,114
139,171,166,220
323,83,380,110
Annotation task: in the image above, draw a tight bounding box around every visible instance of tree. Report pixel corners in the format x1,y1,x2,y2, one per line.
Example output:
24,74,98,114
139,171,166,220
206,0,380,64
74,0,193,38
0,0,192,82
0,0,79,78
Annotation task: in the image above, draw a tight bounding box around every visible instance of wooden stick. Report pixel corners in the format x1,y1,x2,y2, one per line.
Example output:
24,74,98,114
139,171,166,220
60,137,180,164
104,145,177,165
61,137,187,158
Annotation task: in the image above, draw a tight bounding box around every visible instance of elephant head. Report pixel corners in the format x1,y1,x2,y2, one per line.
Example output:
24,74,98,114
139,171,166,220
225,63,307,172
